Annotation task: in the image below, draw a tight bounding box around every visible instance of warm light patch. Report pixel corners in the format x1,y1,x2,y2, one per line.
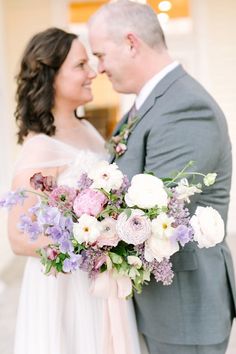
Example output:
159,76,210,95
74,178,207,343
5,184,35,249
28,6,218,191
69,1,107,23
158,1,172,12
147,0,189,19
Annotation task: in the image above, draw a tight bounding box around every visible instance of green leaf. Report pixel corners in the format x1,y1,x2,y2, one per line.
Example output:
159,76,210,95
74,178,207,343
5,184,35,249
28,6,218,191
143,171,155,176
112,241,132,256
109,252,123,264
100,264,107,273
45,261,53,274
124,208,132,218
55,262,63,273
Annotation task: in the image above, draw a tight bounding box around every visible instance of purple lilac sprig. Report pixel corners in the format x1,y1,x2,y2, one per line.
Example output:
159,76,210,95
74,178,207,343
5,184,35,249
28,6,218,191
167,189,194,246
79,248,110,278
108,175,131,209
167,189,190,226
135,244,174,286
77,172,93,191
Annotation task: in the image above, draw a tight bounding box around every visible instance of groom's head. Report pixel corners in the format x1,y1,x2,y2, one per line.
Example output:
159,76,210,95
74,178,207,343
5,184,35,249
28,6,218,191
88,0,168,95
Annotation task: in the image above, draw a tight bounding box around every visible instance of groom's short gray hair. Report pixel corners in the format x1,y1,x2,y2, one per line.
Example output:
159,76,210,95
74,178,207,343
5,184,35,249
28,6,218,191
89,0,166,50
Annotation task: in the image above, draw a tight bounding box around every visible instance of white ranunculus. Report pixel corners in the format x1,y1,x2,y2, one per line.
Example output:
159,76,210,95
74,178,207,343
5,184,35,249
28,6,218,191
175,178,202,203
125,174,168,209
190,206,224,248
116,209,151,245
127,256,142,269
88,161,124,193
73,214,101,244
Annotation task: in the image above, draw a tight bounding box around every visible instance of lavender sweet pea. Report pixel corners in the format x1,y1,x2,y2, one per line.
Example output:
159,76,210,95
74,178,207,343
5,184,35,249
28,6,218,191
0,189,27,208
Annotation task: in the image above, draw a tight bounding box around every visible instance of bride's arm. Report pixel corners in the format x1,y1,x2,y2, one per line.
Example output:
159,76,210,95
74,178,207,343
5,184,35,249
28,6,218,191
8,167,59,257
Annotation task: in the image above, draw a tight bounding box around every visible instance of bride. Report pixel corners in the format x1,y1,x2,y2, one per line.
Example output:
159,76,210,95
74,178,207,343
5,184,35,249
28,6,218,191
8,27,145,354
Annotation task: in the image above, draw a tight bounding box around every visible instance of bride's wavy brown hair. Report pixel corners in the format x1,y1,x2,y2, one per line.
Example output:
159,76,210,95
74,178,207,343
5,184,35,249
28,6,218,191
15,27,77,144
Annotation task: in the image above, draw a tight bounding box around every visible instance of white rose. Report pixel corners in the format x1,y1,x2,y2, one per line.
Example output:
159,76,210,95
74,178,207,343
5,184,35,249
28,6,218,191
127,256,142,269
190,206,224,248
73,214,101,244
125,174,168,209
175,178,202,203
88,161,124,193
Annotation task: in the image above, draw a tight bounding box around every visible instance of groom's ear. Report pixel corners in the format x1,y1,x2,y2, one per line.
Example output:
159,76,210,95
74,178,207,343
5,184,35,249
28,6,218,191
125,33,140,56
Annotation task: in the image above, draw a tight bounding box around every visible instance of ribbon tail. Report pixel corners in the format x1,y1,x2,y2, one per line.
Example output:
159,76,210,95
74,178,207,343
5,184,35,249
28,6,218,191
90,271,134,354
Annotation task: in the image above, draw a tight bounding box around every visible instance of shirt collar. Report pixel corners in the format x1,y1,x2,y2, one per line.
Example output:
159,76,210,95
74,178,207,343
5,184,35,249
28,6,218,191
135,61,179,110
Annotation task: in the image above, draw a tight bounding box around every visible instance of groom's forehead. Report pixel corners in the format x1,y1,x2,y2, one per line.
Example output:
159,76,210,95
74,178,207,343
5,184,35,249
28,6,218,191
89,32,115,53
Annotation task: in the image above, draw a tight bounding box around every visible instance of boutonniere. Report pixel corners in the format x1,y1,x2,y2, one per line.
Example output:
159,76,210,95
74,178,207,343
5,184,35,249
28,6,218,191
106,117,139,159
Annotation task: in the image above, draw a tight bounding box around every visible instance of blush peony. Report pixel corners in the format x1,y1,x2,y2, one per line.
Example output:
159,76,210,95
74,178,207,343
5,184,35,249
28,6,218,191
73,189,107,217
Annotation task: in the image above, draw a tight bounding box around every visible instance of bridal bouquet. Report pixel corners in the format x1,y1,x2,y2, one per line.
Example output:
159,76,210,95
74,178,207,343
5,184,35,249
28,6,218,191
0,161,224,296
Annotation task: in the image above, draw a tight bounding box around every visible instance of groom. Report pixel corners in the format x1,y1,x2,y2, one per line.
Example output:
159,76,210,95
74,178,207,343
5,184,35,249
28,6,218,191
88,1,236,353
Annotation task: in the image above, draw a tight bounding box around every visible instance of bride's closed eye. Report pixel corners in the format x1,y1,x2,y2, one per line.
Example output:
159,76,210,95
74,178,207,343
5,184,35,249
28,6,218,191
76,60,88,70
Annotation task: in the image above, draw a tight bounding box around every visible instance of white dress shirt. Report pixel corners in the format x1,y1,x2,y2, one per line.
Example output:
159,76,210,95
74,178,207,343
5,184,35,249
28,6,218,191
135,61,179,110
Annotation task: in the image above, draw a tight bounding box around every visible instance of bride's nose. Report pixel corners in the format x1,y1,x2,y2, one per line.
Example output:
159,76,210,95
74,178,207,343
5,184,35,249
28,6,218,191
88,65,97,80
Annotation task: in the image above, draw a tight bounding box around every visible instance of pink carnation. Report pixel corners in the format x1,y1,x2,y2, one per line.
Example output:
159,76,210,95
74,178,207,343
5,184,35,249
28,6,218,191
49,185,77,210
73,188,107,217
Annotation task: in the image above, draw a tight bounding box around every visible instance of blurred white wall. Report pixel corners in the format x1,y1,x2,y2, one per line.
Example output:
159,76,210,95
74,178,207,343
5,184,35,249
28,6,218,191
0,0,59,274
190,0,236,235
0,0,13,276
0,0,236,273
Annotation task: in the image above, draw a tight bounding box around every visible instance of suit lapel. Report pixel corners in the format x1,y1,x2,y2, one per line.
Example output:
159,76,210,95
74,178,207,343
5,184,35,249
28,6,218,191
109,65,187,162
134,65,187,128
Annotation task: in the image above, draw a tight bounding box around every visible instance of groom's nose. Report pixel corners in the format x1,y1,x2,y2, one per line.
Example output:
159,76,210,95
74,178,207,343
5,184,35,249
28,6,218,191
97,60,106,74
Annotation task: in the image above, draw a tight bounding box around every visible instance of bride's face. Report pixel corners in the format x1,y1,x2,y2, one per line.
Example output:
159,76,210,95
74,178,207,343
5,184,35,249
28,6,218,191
54,39,96,106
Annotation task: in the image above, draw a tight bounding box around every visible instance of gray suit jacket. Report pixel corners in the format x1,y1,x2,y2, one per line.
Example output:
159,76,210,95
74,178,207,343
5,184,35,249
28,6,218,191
112,65,236,345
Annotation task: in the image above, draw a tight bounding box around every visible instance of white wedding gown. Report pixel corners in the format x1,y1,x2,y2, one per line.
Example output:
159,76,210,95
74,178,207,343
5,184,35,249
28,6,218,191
13,128,148,354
